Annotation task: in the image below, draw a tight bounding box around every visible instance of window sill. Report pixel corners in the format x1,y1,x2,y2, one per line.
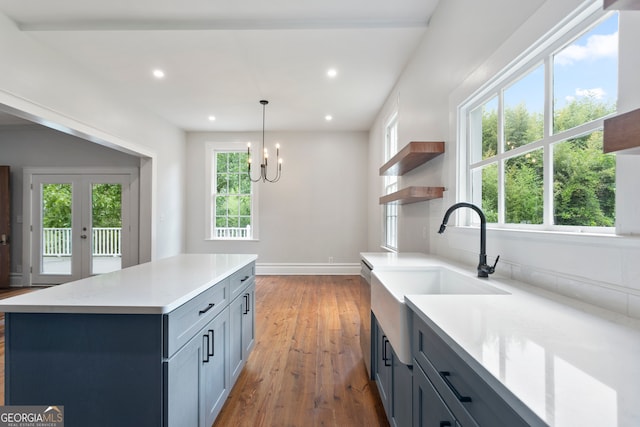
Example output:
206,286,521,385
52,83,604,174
452,225,639,248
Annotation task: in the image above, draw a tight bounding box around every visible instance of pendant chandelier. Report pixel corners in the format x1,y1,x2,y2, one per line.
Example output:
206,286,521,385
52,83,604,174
247,100,282,183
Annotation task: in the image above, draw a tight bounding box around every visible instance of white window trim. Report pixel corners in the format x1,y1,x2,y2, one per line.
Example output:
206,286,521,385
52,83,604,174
382,111,399,252
458,1,617,234
205,142,260,241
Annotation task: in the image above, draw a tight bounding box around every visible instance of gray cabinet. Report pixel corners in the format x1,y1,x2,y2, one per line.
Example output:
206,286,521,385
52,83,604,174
241,284,256,358
165,307,230,427
374,317,393,415
413,361,458,427
165,326,201,427
411,311,544,427
373,316,412,427
164,260,255,427
202,309,230,427
230,280,256,383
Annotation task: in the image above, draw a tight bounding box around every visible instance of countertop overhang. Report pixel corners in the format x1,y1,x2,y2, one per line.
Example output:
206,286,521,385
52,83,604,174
362,252,640,427
0,253,257,314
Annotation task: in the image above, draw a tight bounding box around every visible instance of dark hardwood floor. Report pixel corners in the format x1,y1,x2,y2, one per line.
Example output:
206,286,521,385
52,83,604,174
213,275,389,427
0,277,388,426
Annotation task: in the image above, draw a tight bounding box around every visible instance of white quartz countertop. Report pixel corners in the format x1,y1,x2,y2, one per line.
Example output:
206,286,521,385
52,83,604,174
361,252,441,270
365,252,640,427
0,254,257,314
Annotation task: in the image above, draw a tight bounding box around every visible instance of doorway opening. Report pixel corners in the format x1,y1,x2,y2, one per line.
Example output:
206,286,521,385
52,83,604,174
25,169,139,285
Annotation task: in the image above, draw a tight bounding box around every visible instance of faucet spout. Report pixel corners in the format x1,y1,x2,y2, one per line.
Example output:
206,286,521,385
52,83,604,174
438,202,499,278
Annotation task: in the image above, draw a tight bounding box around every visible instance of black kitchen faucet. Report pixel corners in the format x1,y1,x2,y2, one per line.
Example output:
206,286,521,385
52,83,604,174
438,202,499,278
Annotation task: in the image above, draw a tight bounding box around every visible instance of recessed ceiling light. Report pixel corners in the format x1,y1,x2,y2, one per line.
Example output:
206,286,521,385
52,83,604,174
327,68,338,78
152,69,165,79
208,115,216,121
325,115,333,121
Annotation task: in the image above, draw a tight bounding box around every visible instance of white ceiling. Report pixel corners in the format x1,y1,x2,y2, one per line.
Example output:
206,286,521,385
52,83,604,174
0,0,440,132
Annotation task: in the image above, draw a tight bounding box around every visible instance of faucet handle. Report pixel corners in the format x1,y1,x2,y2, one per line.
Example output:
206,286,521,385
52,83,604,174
487,255,500,275
491,255,500,271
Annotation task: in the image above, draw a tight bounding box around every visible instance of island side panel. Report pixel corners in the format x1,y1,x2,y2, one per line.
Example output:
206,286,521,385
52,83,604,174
5,312,163,427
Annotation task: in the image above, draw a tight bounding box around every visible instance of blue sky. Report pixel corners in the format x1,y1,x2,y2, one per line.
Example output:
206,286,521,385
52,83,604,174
502,13,619,114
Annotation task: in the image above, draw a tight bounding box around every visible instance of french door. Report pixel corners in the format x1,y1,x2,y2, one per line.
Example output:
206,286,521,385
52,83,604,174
29,172,137,285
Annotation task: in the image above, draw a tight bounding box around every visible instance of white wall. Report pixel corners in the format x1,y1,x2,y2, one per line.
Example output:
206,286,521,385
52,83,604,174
186,131,368,274
0,125,140,281
0,11,186,261
368,0,640,319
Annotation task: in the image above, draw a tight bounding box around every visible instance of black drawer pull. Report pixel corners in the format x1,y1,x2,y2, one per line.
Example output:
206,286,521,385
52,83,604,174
440,422,452,427
203,334,210,363
439,371,472,402
208,330,215,357
198,303,215,315
240,275,250,282
243,294,250,315
382,336,391,367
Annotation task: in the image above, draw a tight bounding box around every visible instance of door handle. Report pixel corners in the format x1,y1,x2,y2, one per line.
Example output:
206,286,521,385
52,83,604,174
80,235,88,239
383,336,391,367
203,334,210,363
208,330,215,357
243,294,250,314
0,234,8,245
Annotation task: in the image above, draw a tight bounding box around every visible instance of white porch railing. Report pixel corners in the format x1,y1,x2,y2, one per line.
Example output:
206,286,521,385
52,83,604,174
215,226,251,239
43,228,122,256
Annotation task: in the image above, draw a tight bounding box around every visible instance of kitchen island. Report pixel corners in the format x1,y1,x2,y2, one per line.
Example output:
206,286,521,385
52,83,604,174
0,253,257,427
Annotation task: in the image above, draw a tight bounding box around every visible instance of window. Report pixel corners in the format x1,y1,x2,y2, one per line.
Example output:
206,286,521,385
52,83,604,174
212,151,254,239
464,8,618,230
383,114,398,250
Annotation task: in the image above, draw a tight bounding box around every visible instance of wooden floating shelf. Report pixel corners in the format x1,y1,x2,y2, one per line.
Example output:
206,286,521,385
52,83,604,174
603,107,640,154
604,0,640,10
379,141,444,176
379,186,445,205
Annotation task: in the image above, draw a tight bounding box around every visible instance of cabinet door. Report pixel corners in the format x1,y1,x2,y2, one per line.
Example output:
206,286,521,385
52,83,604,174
241,283,256,358
201,307,230,427
165,332,202,427
413,362,456,427
393,348,412,427
229,293,245,383
373,318,393,418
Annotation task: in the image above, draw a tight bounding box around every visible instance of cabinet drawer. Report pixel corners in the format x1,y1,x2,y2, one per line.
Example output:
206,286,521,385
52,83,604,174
229,263,255,301
165,280,229,357
412,312,541,427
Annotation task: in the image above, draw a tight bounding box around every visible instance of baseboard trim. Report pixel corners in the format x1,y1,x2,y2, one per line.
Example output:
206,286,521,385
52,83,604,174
9,273,24,287
256,263,360,275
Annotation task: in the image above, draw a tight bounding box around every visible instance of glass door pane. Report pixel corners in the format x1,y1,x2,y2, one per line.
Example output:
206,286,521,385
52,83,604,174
41,183,73,275
91,183,122,274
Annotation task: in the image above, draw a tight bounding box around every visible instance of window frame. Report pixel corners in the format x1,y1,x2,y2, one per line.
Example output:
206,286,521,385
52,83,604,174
459,3,618,234
382,112,399,251
205,142,259,241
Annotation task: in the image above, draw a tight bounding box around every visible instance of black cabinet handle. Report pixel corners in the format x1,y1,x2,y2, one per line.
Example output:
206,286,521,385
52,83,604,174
198,303,215,315
208,330,215,357
240,275,250,282
439,371,472,402
440,422,452,427
203,334,210,363
243,294,250,314
382,336,391,367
